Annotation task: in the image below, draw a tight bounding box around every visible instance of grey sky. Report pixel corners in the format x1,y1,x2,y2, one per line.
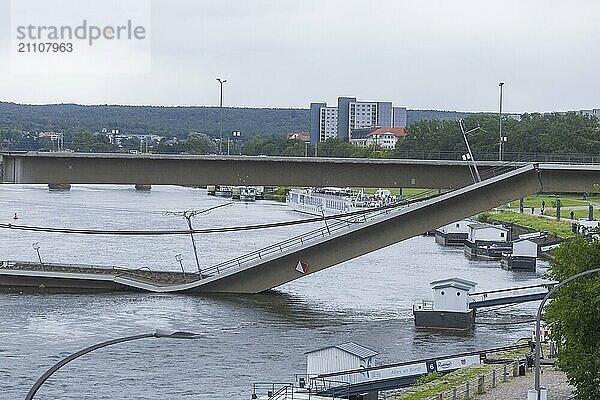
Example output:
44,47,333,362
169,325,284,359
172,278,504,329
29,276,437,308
0,0,598,112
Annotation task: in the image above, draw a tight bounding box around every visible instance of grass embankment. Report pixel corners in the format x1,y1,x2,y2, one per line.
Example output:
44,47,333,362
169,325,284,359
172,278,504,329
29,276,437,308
484,210,575,238
507,194,594,209
396,364,493,399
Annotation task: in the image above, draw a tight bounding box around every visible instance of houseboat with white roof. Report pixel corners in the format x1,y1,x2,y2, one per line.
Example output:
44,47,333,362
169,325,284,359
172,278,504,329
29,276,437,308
464,223,511,260
434,219,472,246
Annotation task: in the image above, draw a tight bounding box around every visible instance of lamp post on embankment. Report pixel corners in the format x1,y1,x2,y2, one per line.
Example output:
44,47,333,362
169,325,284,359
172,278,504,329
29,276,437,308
25,329,201,400
531,268,600,400
32,242,43,267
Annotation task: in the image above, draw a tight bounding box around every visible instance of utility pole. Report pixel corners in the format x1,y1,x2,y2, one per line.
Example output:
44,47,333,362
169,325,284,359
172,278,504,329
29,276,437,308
216,78,227,154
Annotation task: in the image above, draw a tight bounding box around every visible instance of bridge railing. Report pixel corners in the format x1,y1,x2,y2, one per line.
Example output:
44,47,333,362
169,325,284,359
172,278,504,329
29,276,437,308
392,150,600,164
202,205,399,277
201,157,531,279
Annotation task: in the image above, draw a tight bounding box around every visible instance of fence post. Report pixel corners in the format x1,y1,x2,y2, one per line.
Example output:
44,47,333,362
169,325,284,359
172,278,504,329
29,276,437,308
492,369,496,388
503,365,508,382
477,375,485,394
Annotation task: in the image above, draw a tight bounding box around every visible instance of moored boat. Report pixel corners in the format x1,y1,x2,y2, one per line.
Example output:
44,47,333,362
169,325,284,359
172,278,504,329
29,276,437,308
286,187,397,216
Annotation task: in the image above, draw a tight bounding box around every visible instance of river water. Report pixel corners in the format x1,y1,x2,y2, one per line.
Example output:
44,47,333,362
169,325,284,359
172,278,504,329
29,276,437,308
0,185,549,399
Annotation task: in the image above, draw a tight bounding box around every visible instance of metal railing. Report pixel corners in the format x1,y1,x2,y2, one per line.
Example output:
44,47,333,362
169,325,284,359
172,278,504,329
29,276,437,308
201,158,530,279
251,383,294,400
201,202,408,277
392,150,600,164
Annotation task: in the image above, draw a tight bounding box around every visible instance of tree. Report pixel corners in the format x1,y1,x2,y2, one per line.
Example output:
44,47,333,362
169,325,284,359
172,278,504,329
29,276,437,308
544,237,600,400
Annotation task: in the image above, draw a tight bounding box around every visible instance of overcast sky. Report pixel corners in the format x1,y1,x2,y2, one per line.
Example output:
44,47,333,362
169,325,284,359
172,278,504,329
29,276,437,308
0,0,599,112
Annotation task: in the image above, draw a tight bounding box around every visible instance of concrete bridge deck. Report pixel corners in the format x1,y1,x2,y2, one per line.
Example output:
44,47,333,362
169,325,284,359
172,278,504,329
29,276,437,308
1,163,598,293
0,151,525,189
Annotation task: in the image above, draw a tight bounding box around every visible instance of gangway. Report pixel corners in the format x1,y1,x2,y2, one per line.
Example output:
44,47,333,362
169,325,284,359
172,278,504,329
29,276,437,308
468,283,552,309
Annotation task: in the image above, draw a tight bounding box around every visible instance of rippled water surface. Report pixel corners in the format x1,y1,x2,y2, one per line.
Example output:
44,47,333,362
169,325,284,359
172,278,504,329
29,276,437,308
0,185,548,399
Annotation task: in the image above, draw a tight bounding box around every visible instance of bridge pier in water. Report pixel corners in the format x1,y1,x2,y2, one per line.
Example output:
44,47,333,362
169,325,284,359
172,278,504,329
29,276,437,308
48,183,71,191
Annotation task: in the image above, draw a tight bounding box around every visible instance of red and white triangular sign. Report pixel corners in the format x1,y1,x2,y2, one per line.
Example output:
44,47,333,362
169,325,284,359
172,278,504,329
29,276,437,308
296,260,309,274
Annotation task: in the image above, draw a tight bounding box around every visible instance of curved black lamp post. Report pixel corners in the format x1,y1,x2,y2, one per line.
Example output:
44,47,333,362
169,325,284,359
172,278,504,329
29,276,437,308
534,268,600,399
25,329,201,400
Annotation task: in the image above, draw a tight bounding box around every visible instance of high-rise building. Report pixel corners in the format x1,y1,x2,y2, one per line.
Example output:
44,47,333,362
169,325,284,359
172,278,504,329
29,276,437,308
319,107,338,141
310,97,407,143
336,97,356,141
309,102,326,144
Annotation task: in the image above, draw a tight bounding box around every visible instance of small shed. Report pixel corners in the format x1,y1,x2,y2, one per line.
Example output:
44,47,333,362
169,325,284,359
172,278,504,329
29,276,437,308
468,223,510,243
306,342,379,383
430,278,477,312
512,238,538,257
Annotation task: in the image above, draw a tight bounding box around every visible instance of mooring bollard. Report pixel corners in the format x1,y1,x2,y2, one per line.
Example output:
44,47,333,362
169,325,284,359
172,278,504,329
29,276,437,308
477,375,485,394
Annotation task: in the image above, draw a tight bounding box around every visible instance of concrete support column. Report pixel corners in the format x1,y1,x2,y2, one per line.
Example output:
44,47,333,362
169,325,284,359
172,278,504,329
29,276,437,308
556,199,561,220
48,183,71,191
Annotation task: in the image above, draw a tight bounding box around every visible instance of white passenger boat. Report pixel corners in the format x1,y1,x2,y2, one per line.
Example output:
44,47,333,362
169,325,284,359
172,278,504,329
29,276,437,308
286,187,396,216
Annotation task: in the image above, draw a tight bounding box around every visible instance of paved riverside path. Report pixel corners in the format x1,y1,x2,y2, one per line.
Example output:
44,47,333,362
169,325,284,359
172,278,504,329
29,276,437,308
478,367,574,400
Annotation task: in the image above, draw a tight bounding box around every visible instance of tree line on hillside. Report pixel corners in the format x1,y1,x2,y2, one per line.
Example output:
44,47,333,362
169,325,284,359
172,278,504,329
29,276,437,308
0,102,470,142
1,110,598,158
397,112,600,159
0,102,309,139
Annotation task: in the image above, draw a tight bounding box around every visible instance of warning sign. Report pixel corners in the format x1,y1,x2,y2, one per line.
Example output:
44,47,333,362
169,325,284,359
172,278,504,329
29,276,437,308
296,261,309,274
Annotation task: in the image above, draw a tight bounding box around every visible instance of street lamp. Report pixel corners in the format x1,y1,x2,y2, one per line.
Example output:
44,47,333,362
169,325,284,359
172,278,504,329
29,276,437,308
231,131,241,155
175,254,187,282
531,268,600,400
163,203,233,278
32,242,43,267
25,329,201,400
499,82,505,161
216,78,227,155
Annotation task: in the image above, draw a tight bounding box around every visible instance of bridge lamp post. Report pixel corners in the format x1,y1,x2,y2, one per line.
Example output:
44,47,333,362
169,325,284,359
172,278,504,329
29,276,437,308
25,329,201,400
32,242,43,267
216,78,227,155
163,203,233,279
499,82,505,161
532,268,600,400
175,254,187,282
